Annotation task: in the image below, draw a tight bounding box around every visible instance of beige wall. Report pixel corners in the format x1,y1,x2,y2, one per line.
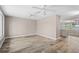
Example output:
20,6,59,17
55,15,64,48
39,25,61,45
37,16,60,40
5,16,36,38
5,16,60,40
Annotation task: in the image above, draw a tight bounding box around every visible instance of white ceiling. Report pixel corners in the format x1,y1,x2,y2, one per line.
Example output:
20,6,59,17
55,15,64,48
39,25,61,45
1,5,79,20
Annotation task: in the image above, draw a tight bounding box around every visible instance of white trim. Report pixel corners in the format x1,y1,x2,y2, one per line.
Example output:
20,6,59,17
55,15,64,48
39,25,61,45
5,33,36,39
5,33,59,40
0,12,5,48
37,33,57,40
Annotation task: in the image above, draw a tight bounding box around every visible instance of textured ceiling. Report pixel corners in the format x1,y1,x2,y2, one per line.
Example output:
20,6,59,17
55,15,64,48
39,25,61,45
1,5,79,20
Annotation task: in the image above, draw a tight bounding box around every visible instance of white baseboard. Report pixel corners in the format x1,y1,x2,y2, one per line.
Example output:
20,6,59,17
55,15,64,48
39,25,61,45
37,33,57,40
5,33,60,40
5,33,36,39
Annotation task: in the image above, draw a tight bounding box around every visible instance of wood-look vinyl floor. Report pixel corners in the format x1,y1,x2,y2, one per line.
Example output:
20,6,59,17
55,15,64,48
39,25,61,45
0,35,77,53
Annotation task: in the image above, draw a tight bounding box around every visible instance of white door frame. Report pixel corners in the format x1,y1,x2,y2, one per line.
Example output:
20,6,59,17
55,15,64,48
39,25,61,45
0,13,5,48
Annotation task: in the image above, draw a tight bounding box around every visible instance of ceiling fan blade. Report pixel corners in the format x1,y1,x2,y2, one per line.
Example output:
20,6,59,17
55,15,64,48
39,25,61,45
30,11,41,17
32,7,44,10
35,11,41,14
32,6,55,12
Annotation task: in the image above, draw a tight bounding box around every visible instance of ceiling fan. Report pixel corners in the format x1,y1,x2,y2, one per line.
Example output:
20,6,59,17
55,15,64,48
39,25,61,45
30,5,54,17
